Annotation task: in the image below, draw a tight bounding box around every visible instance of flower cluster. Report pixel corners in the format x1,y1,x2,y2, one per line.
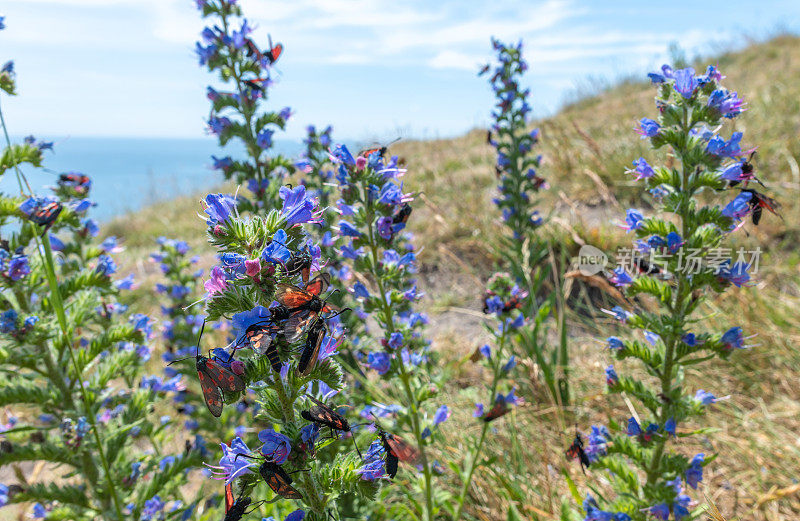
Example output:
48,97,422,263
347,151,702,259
451,272,525,519
327,144,444,520
481,38,547,241
0,44,196,516
481,38,569,407
575,65,771,520
189,184,378,518
196,0,295,210
150,236,251,476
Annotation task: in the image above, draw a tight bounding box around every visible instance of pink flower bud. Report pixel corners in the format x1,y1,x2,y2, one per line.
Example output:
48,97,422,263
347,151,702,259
355,156,367,171
231,360,245,375
245,258,261,277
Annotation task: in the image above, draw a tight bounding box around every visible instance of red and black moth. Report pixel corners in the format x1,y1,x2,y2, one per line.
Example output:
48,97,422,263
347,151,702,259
238,306,289,372
274,273,338,343
245,35,283,66
377,428,421,479
298,318,325,376
283,248,313,284
741,188,782,226
565,432,591,474
259,460,302,499
243,78,270,92
27,201,62,230
223,483,251,521
300,394,363,458
358,137,401,159
168,321,245,417
481,400,511,422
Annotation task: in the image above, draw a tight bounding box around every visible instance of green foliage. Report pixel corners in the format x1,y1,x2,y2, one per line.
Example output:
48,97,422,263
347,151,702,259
578,64,765,519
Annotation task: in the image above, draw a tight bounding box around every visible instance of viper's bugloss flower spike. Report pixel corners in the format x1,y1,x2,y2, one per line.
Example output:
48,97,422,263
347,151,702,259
577,61,772,518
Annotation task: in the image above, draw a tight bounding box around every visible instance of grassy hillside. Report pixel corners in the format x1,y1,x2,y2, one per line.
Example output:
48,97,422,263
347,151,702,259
108,35,800,520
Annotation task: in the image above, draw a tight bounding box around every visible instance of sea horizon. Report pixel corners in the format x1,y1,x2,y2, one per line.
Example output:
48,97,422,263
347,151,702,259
0,136,311,222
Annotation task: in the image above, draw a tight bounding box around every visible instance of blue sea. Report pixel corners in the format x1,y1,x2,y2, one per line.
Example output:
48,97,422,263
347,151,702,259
0,137,307,222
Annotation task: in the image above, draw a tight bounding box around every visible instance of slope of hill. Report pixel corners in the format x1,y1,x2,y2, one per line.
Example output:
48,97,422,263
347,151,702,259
107,35,800,520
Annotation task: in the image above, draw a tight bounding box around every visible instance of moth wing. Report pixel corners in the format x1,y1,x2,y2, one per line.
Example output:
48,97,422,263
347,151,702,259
198,370,223,417
204,359,246,392
275,283,313,308
304,273,330,296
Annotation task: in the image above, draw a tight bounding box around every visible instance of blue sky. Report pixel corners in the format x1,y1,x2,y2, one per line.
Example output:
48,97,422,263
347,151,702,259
1,0,799,141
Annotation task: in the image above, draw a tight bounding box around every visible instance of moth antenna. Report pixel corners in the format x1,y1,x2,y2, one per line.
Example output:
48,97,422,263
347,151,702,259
166,355,195,366
196,319,207,358
351,436,363,460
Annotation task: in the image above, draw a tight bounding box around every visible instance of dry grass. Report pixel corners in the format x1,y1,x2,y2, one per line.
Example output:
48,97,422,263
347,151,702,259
106,35,800,520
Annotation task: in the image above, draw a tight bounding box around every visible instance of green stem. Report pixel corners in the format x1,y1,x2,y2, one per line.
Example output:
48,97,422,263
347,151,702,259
0,93,123,518
364,200,434,521
452,327,507,521
40,237,125,520
645,104,693,489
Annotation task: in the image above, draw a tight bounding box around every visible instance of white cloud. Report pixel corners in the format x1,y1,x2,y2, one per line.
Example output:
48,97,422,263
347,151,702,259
428,50,480,71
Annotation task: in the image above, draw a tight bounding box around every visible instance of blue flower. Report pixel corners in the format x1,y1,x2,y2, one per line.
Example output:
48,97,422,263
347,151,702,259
721,191,753,222
49,234,65,252
635,118,660,138
502,355,516,372
644,330,660,346
159,455,176,470
285,510,306,521
485,295,503,314
648,503,670,520
627,157,655,180
433,405,450,425
721,327,745,350
378,182,404,206
673,67,698,98
608,267,632,287
0,309,17,333
338,221,361,237
142,495,166,521
602,306,633,323
195,42,216,65
231,305,272,345
706,132,747,158
626,417,641,436
694,390,717,406
359,403,401,419
387,332,403,349
357,440,387,481
367,352,391,375
205,437,256,485
621,209,644,232
708,89,745,118
330,144,355,166
257,129,274,149
204,193,235,226
95,255,117,276
262,229,291,264
479,344,491,359
606,336,623,350
686,453,705,488
605,365,618,386
279,185,318,226
352,282,371,300
666,231,684,253
664,417,676,437
258,429,291,464
7,255,30,281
